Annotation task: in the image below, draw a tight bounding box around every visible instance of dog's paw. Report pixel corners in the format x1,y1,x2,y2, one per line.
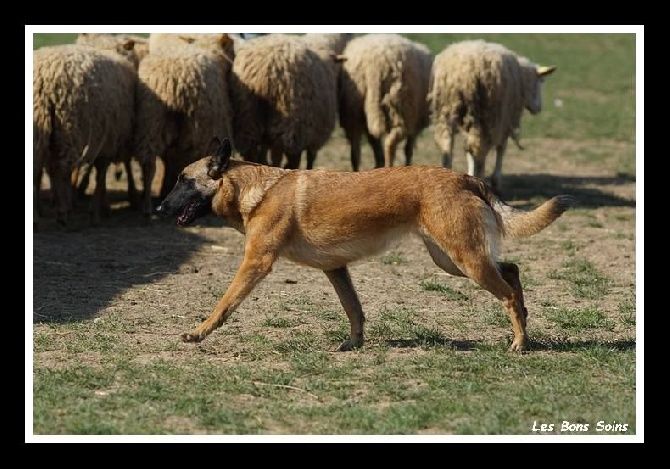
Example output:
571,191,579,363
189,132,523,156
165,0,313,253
181,331,205,343
509,337,528,352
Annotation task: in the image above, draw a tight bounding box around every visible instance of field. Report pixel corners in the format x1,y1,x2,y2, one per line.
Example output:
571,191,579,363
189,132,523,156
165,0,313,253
32,33,637,435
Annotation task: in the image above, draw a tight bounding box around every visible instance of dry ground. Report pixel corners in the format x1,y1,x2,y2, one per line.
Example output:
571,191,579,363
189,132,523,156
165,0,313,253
33,129,636,435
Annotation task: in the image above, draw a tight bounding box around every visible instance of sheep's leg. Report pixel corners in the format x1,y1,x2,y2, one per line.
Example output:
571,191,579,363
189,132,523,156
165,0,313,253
114,162,124,181
349,132,362,171
34,165,43,217
48,160,72,226
384,129,403,167
124,159,139,208
270,146,283,167
466,151,487,179
366,133,384,168
141,156,156,217
160,159,178,201
76,164,93,199
284,151,301,170
491,142,507,192
71,165,80,188
434,129,454,168
257,145,269,166
306,149,317,170
404,135,417,166
91,157,111,225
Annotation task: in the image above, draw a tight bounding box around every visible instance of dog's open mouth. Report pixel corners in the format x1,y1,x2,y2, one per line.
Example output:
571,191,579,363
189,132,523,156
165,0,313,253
176,199,209,226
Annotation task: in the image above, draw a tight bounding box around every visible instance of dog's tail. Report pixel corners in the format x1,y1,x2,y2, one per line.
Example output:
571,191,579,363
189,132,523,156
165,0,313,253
474,179,575,239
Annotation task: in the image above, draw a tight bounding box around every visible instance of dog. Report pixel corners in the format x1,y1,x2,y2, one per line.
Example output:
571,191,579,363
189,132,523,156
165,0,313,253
156,137,574,352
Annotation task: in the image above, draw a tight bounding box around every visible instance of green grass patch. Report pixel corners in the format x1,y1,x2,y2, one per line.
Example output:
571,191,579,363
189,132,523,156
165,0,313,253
420,280,469,301
381,252,406,265
619,298,636,326
549,259,612,299
546,306,614,331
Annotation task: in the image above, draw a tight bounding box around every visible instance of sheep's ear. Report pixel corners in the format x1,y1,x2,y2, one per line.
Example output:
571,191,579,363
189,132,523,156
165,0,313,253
178,35,196,44
218,33,233,48
537,65,557,77
329,52,347,63
207,137,232,179
121,39,135,51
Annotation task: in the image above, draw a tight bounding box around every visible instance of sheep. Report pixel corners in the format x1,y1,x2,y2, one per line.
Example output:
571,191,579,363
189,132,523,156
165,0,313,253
338,34,433,171
229,33,338,170
133,33,235,216
33,43,138,226
76,33,149,66
302,33,352,56
73,33,148,204
429,40,556,190
251,33,351,168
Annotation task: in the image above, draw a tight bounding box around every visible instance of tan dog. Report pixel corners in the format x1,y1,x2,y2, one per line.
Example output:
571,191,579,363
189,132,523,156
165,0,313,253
156,138,574,352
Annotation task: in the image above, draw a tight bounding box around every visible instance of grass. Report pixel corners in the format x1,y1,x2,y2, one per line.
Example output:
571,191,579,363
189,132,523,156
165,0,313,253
619,299,636,326
34,347,635,434
546,306,614,331
548,259,612,300
420,280,469,301
381,252,406,265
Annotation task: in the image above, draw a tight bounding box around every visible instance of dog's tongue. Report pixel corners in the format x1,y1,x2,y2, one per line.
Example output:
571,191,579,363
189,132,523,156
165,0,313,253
176,203,194,226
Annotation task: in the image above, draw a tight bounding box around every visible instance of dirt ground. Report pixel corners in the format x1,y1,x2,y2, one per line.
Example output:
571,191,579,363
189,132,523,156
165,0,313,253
32,130,636,434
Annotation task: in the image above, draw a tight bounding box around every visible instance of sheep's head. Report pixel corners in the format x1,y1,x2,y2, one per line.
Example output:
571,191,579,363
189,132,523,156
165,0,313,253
77,33,147,70
522,62,557,115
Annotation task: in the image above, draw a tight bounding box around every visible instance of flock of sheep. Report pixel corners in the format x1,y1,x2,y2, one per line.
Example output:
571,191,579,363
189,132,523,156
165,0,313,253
33,32,556,227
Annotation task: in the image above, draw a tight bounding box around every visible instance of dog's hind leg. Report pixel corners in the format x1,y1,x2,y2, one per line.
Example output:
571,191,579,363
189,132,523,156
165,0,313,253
182,247,277,343
324,267,365,351
423,237,466,277
422,222,528,351
498,261,528,328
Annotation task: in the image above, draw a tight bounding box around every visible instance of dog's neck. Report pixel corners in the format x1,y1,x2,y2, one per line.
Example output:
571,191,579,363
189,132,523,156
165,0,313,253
212,160,289,232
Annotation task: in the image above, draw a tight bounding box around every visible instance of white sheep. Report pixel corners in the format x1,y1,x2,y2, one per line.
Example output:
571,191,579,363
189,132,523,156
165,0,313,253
429,40,556,190
229,34,338,169
133,33,235,215
338,34,433,170
33,43,138,225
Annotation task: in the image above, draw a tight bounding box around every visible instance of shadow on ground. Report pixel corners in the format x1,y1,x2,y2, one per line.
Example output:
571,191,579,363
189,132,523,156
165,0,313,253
529,338,636,352
500,173,635,208
33,190,216,323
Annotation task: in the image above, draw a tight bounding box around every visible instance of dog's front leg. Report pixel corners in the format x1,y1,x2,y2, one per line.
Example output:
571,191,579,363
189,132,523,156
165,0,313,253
324,267,365,351
182,249,276,343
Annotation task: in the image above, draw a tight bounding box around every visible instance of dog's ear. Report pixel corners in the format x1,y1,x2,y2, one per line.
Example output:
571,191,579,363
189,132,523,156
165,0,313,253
207,137,232,179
